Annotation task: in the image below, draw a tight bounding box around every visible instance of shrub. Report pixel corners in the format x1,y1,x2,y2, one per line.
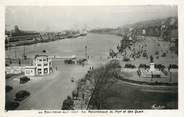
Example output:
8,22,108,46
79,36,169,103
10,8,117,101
62,96,74,110
6,85,13,93
155,51,159,55
161,52,167,57
142,52,147,57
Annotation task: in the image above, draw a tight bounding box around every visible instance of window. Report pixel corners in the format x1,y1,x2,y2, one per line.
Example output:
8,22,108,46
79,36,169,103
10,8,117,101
44,68,48,73
26,70,30,74
38,69,42,74
38,59,42,62
37,64,41,66
44,63,48,66
43,59,47,61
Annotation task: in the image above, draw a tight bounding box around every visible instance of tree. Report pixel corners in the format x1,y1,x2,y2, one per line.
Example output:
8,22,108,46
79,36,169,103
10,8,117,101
62,96,74,110
109,49,116,58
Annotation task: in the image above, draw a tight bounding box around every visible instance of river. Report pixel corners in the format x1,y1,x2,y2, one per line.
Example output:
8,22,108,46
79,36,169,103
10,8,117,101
6,33,121,59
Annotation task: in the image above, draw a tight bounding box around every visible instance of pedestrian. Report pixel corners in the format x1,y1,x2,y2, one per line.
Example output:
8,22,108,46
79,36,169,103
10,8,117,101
18,59,21,66
71,77,74,82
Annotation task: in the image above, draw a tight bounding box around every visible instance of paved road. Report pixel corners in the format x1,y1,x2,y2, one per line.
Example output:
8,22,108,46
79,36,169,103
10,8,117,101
6,60,90,110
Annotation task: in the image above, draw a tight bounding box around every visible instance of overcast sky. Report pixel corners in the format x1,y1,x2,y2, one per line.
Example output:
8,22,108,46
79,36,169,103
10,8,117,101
6,6,177,32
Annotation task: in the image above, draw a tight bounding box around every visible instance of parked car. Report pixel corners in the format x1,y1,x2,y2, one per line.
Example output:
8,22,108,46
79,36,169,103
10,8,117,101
64,59,75,64
5,101,19,110
20,76,30,84
77,58,87,65
14,90,30,101
139,64,150,69
6,85,13,93
169,64,178,69
155,64,165,70
124,64,136,68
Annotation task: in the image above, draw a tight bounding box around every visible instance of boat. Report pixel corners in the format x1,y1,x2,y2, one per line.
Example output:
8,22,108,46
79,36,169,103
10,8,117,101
80,33,87,36
80,30,88,36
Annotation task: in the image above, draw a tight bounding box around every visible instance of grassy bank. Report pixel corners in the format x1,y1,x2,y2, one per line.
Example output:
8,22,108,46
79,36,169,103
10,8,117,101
76,60,177,109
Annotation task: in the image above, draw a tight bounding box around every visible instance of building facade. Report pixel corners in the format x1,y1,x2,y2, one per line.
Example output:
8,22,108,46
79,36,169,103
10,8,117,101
24,66,36,76
33,55,52,75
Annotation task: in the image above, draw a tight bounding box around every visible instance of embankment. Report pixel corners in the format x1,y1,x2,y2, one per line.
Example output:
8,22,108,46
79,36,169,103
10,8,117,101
73,60,178,109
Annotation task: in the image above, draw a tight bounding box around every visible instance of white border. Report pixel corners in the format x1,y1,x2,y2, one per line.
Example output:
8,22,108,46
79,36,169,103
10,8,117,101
0,0,184,117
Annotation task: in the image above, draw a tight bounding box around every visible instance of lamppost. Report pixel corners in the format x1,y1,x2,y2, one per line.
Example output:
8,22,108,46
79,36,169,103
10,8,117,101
151,71,153,81
169,70,172,82
85,45,87,59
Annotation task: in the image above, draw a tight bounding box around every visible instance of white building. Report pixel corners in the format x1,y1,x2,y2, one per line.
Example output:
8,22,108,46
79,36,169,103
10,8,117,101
33,55,52,75
24,66,36,76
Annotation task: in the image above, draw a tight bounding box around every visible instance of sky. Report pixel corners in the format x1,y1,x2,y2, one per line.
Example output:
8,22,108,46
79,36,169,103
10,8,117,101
5,6,177,32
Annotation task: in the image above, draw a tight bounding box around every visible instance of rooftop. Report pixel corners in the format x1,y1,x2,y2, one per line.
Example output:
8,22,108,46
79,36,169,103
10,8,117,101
35,54,48,59
24,66,36,69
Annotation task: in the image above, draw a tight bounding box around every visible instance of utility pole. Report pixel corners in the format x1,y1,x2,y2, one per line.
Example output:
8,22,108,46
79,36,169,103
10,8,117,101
14,45,17,59
85,45,87,59
23,44,26,59
151,71,153,81
169,71,172,82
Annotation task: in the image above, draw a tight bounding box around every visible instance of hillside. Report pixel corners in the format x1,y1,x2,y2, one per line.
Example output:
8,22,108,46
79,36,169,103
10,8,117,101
89,17,178,38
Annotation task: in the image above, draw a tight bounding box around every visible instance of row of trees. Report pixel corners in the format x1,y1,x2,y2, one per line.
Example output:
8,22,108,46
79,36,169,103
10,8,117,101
88,60,121,109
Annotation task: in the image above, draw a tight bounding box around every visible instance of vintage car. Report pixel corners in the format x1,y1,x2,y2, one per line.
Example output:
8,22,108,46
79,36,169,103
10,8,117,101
20,76,30,84
14,90,30,101
5,101,19,110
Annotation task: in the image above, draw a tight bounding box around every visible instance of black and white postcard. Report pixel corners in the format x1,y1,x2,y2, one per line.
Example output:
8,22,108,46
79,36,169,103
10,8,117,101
0,0,184,117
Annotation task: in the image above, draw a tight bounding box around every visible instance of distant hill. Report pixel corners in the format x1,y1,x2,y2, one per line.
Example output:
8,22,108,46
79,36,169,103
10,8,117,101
89,28,121,36
89,17,178,37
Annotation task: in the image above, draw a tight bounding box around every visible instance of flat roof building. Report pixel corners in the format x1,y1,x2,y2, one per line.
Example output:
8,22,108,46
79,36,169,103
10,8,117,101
33,54,52,75
24,66,36,76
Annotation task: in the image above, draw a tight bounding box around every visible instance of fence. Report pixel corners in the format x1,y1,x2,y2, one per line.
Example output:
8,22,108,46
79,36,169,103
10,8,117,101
5,58,33,66
5,66,25,74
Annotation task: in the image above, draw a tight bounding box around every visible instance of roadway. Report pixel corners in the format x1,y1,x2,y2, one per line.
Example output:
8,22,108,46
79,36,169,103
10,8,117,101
6,60,90,110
